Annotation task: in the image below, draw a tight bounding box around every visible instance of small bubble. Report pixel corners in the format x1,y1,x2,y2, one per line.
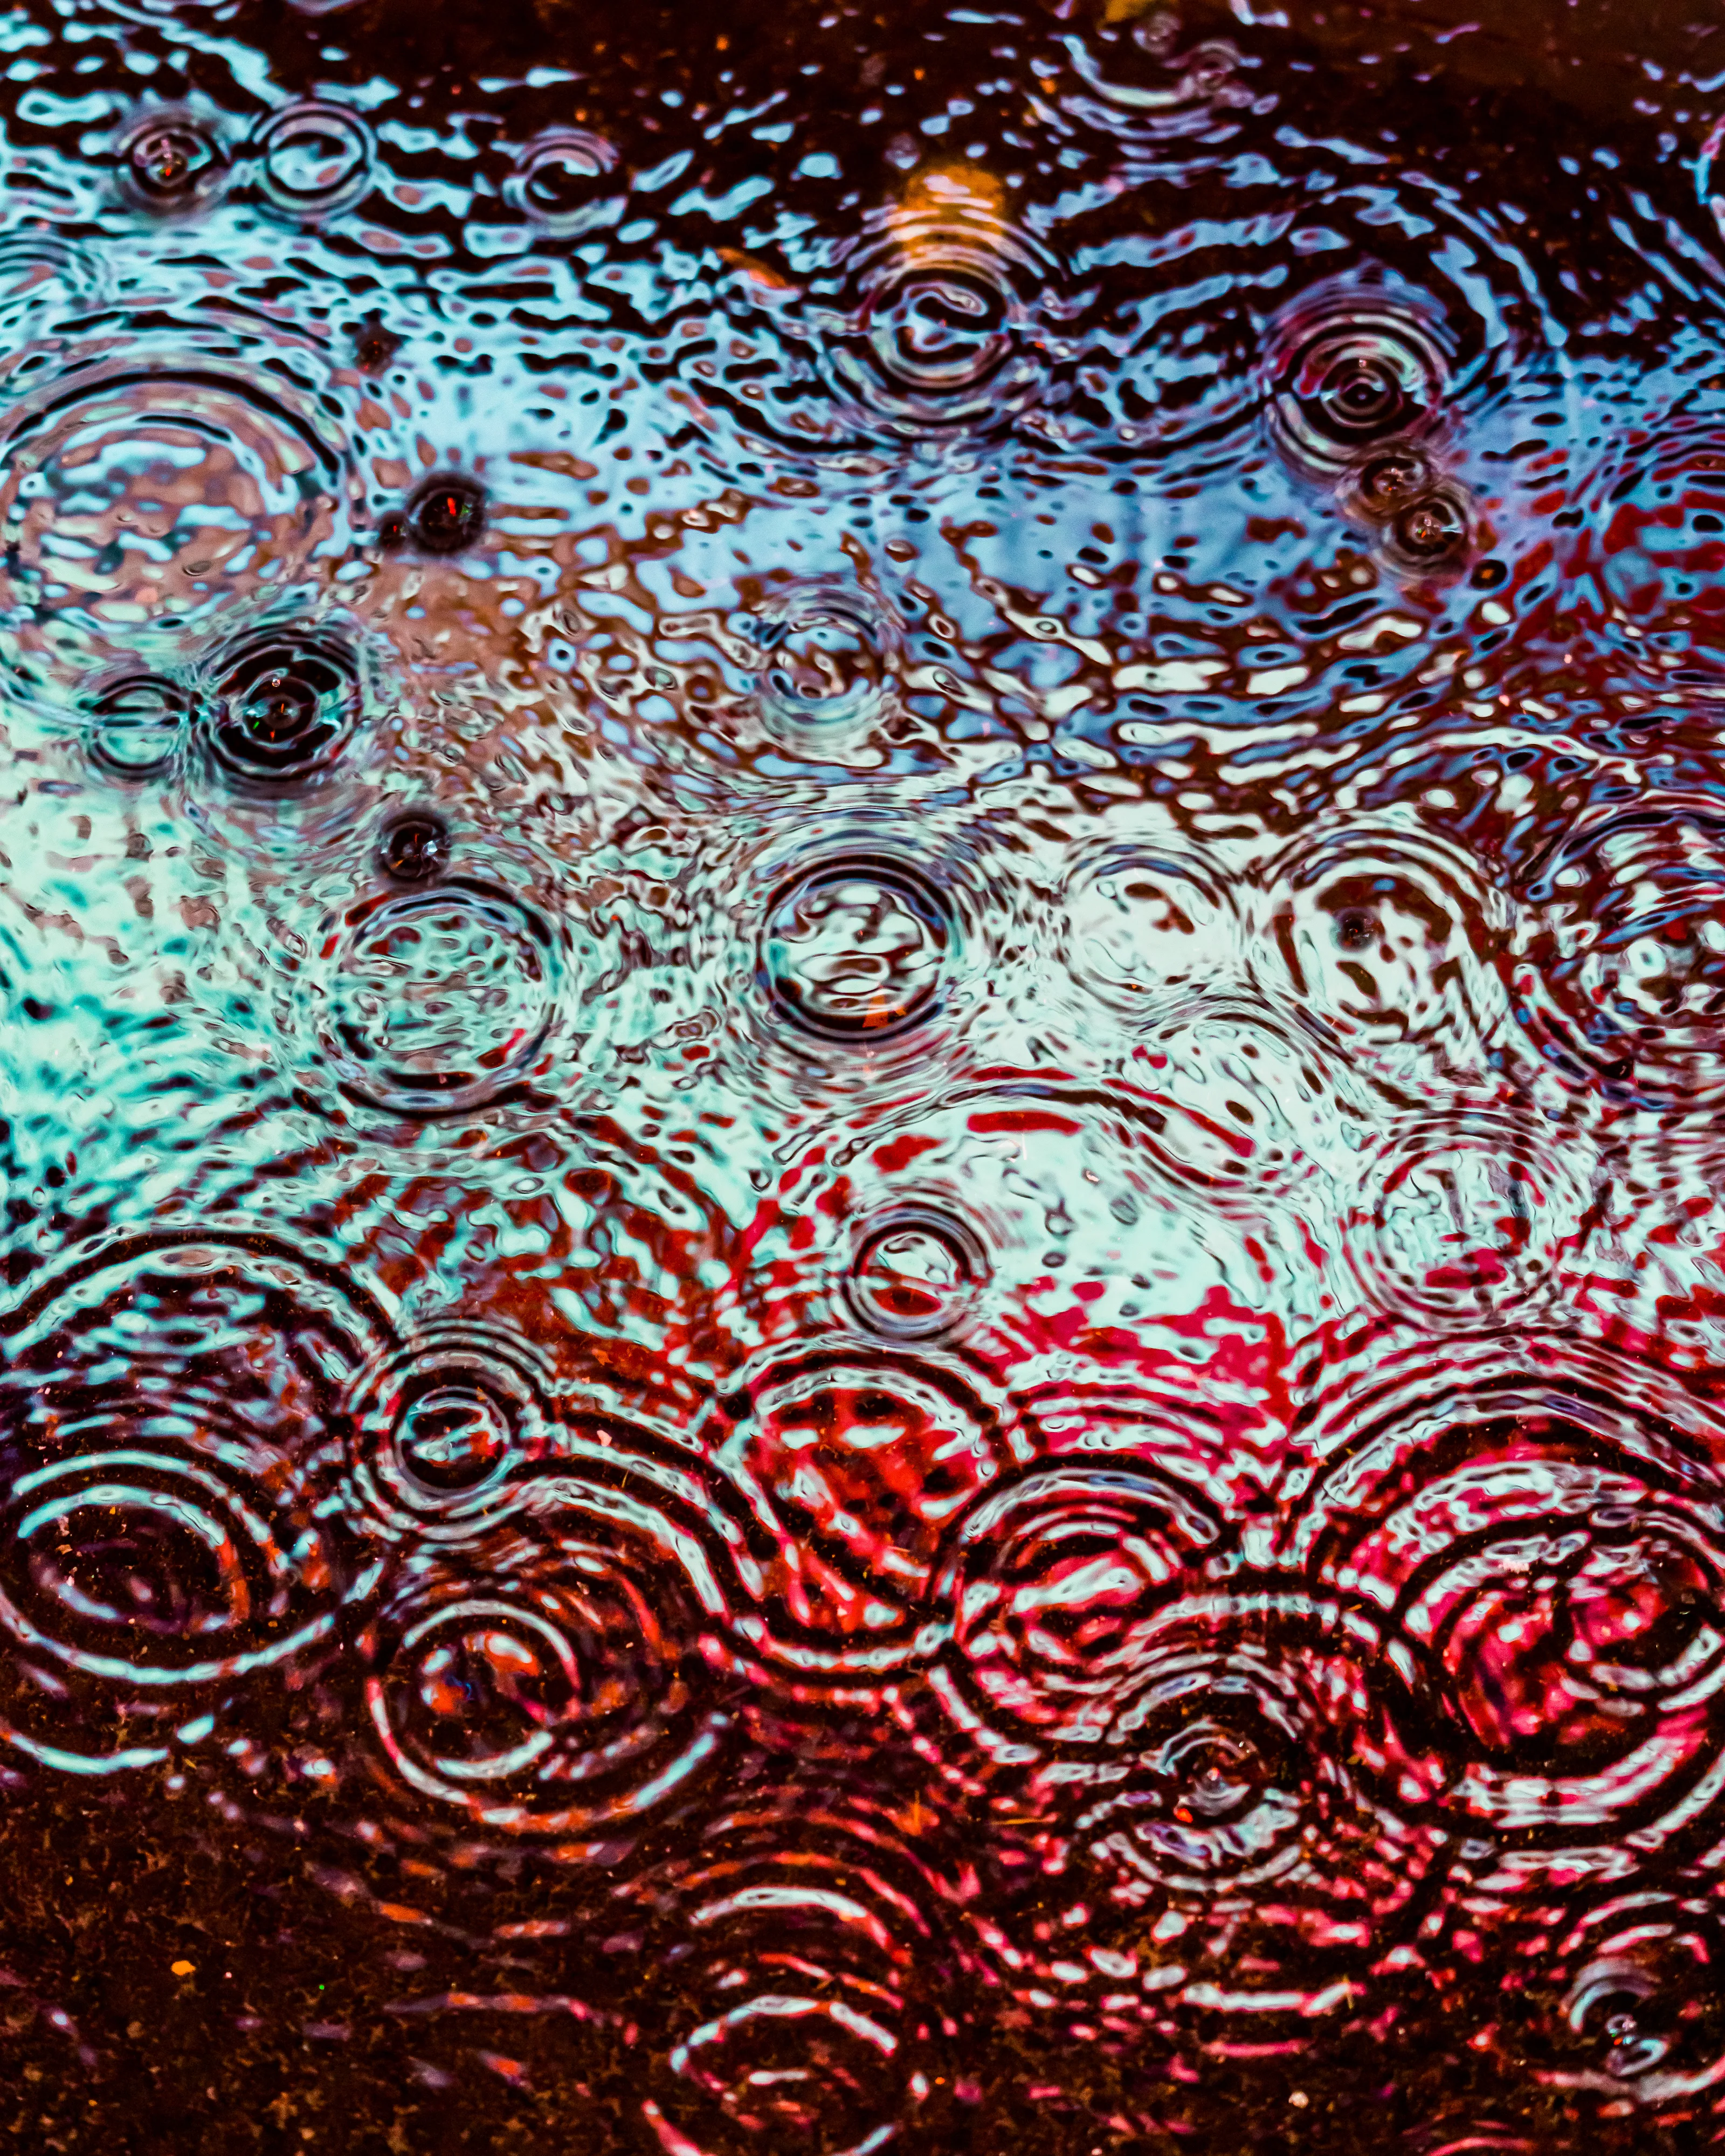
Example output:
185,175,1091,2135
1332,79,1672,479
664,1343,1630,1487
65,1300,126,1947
1350,445,1434,519
351,317,401,376
378,813,450,884
404,474,486,557
1389,488,1471,568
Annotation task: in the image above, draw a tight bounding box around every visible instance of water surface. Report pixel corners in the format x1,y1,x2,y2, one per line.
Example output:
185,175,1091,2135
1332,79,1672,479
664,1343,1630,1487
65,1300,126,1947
0,0,1722,2149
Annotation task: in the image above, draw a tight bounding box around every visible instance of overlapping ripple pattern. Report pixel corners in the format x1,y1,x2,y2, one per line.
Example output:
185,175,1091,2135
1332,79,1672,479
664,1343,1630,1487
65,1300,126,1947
1,0,1724,2148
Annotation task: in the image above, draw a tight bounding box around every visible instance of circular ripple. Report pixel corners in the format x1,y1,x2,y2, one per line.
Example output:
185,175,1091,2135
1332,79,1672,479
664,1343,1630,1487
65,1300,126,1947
0,338,347,690
1113,993,1358,1213
1257,819,1511,1089
758,853,951,1044
0,1230,393,1450
502,129,620,237
1389,1466,1723,1844
316,877,561,1118
205,627,361,787
1583,423,1725,682
746,578,899,741
83,671,191,781
629,1809,947,2156
0,1231,392,1772
709,1348,1017,1676
251,101,374,220
1341,1107,1593,1324
1265,279,1452,481
1509,796,1725,1109
1519,1890,1725,2104
118,110,229,215
957,1590,1448,2021
365,1502,724,1834
723,1068,1317,1380
1075,1631,1336,1896
827,168,1058,443
1284,1343,1725,1854
722,1351,1012,1597
347,1319,549,1537
841,1203,990,1345
1057,840,1238,1026
0,1446,337,1685
932,1462,1224,1747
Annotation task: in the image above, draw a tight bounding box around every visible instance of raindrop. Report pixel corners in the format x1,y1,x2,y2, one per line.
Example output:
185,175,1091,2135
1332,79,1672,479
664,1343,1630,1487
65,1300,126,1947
119,112,227,213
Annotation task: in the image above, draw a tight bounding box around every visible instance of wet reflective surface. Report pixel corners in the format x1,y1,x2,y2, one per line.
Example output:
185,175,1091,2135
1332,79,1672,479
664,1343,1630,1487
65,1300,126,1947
3,0,1725,2147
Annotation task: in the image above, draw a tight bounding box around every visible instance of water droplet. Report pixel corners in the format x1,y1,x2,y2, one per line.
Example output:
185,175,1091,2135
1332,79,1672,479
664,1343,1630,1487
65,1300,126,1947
1346,443,1437,519
120,112,227,213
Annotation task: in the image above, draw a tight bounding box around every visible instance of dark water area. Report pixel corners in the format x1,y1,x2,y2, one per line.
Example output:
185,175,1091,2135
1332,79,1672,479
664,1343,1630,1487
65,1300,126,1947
2,0,1725,2148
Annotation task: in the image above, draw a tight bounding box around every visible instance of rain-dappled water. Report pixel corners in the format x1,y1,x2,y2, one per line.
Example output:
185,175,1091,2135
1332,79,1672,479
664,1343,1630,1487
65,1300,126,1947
3,0,1725,2148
